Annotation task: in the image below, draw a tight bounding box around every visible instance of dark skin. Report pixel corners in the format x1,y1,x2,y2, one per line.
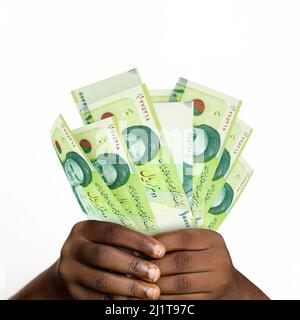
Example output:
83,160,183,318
11,221,269,300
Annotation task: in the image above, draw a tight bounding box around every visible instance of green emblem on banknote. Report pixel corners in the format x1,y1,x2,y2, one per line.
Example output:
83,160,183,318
64,151,92,187
204,158,253,230
208,183,234,215
92,153,130,190
193,124,221,163
213,148,231,181
122,125,161,165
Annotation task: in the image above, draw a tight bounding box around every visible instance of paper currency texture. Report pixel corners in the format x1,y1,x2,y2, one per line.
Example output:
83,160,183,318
72,69,194,231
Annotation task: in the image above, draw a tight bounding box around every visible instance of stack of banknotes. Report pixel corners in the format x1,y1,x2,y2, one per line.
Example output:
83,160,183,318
51,69,253,235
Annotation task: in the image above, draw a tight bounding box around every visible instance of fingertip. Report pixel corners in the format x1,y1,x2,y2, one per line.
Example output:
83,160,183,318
152,243,166,258
145,285,160,300
147,265,161,282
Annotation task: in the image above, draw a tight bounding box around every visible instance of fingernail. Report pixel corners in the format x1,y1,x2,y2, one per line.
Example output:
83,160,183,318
148,267,160,282
152,244,165,257
146,287,159,299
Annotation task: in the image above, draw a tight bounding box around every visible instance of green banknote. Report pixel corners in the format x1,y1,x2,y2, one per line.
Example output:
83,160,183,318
203,118,252,219
171,79,241,226
51,115,137,230
72,116,159,235
153,101,193,206
204,158,253,231
71,69,194,232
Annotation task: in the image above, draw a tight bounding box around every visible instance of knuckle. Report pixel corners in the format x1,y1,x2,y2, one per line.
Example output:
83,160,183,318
128,257,141,274
179,229,195,245
128,282,139,297
136,236,149,252
76,241,88,261
57,259,74,292
60,241,71,258
93,275,108,292
77,242,109,267
71,221,85,235
212,231,225,246
106,223,124,242
173,251,190,271
175,275,191,293
57,259,67,281
93,245,109,267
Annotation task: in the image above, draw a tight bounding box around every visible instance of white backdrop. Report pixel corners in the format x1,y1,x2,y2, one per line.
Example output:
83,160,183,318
1,0,299,299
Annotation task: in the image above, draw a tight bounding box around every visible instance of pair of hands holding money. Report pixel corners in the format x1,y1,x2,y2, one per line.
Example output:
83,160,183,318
55,221,245,300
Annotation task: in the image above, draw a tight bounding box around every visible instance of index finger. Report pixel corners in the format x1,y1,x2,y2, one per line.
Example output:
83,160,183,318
154,229,220,252
80,221,166,258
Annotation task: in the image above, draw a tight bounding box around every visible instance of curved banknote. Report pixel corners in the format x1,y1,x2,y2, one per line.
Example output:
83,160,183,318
152,98,252,230
71,69,194,232
171,79,241,226
51,115,137,230
203,118,252,218
204,158,253,231
72,117,159,235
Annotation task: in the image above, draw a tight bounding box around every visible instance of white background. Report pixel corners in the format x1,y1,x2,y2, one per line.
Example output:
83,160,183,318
0,0,299,300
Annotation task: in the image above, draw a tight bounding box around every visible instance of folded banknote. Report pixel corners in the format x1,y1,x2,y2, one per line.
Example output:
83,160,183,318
171,79,241,226
71,69,194,231
51,71,253,235
203,118,252,217
151,95,252,231
72,116,159,235
51,115,138,230
204,158,253,231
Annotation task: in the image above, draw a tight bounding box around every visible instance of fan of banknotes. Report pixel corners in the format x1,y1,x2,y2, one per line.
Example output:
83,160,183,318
51,68,253,235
